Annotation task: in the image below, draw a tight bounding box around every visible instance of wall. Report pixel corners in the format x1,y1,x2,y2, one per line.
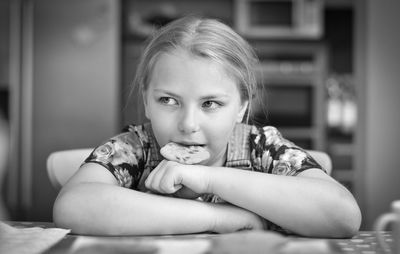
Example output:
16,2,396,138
361,0,400,229
19,0,119,221
0,0,9,87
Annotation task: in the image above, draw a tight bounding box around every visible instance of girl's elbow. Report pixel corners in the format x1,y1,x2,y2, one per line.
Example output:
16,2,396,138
312,204,361,238
343,205,362,237
53,187,84,232
334,218,360,238
334,196,362,238
53,190,73,229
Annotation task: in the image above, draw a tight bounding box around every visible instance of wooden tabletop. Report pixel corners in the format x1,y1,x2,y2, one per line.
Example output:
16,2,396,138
5,221,394,254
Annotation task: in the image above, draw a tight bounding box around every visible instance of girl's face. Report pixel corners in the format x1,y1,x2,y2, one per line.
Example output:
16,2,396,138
143,49,248,166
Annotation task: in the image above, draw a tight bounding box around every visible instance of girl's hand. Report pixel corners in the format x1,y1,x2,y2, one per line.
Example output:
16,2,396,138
211,203,266,233
145,160,212,197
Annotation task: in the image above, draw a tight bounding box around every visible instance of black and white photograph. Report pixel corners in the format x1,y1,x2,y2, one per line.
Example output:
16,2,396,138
1,0,400,253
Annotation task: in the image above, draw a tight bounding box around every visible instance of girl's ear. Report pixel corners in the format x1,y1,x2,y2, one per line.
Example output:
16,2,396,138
237,101,249,123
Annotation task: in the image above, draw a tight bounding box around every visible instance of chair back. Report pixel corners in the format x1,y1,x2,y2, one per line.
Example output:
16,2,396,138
47,148,92,190
46,148,332,190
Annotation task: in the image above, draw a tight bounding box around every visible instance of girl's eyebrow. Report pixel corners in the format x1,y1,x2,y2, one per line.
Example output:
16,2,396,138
153,89,230,100
201,94,230,100
153,89,182,98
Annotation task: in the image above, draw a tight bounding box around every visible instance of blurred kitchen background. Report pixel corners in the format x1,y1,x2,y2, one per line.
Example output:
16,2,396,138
0,0,399,230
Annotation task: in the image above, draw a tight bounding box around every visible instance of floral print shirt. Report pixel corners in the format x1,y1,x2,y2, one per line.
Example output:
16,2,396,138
82,122,324,233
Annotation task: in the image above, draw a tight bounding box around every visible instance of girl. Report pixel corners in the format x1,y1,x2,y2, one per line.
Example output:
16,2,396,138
53,16,361,237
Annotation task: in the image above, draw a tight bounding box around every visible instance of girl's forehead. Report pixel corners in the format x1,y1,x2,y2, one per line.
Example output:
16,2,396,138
148,50,241,97
157,49,216,67
152,50,232,82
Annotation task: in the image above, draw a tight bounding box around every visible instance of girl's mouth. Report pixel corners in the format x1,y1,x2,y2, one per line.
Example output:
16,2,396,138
175,141,205,147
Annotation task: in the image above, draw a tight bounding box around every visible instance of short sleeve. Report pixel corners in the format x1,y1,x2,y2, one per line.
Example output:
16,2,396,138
250,126,325,176
82,126,148,189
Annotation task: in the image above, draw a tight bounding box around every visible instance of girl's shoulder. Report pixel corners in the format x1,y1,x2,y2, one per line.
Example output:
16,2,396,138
91,123,152,158
82,122,155,189
121,123,151,147
245,124,322,175
231,123,292,147
249,124,296,148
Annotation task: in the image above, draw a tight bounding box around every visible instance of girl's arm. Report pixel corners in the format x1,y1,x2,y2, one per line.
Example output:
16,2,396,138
53,163,264,235
207,166,361,238
145,162,361,238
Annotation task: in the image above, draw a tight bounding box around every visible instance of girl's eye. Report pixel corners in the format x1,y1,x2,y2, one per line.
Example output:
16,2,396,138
159,97,178,106
202,101,222,110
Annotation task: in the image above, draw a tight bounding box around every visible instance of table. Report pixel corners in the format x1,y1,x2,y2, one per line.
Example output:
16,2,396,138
4,221,395,254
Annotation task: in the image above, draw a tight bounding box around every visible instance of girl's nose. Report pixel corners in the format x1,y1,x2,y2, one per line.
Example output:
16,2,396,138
178,107,200,134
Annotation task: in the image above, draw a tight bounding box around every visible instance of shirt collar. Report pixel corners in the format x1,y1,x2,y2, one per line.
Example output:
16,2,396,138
225,123,254,169
143,122,164,168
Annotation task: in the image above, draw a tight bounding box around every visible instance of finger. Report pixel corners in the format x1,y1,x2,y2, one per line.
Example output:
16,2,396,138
153,161,183,194
160,180,182,194
149,162,170,192
145,160,167,191
159,169,183,194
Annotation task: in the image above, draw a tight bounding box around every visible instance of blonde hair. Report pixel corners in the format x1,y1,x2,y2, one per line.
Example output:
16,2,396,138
133,16,259,122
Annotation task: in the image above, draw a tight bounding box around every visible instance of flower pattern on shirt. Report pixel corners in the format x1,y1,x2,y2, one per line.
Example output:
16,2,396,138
85,123,323,188
84,126,148,189
113,166,133,188
250,126,321,176
82,123,323,234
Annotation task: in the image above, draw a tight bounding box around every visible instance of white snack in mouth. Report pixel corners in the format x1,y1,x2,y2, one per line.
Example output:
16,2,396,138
160,142,210,164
